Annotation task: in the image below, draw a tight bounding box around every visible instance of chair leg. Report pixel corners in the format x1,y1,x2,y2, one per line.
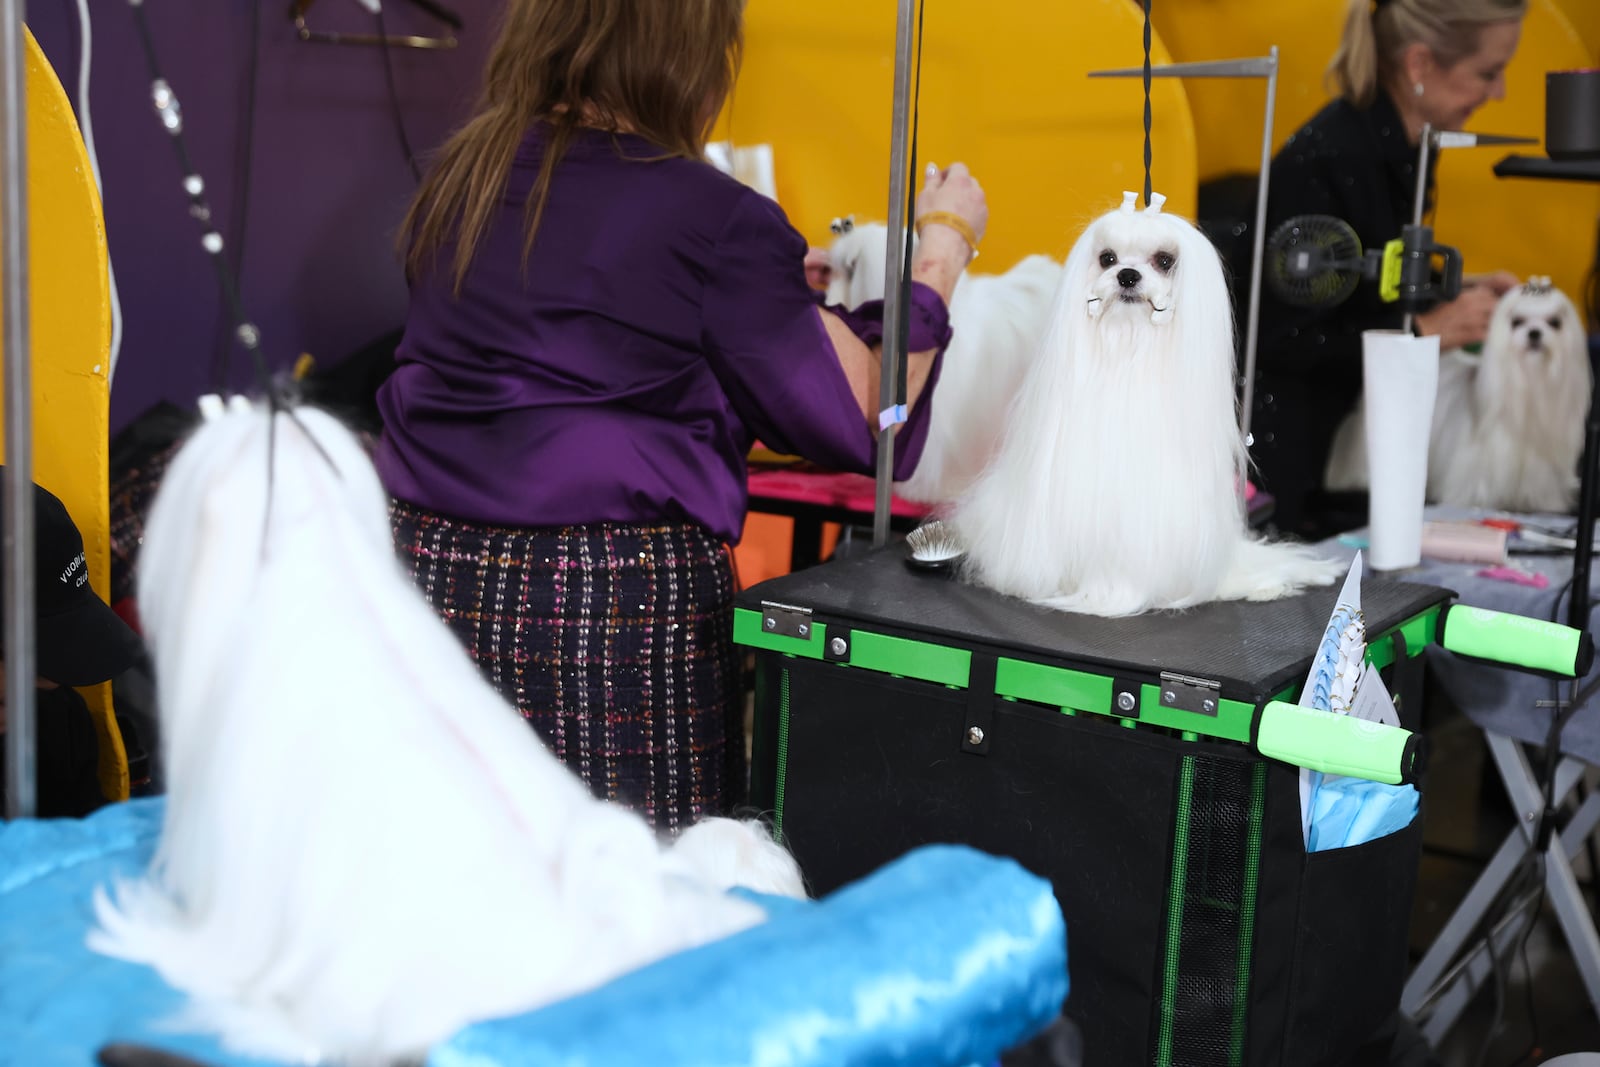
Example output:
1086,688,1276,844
1546,823,1600,1023
1404,736,1598,1046
1405,825,1538,1045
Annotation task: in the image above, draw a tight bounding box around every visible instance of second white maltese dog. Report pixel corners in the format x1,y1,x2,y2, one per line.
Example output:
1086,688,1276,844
1431,277,1589,511
825,216,1061,505
91,398,804,1067
1324,277,1590,513
949,192,1340,617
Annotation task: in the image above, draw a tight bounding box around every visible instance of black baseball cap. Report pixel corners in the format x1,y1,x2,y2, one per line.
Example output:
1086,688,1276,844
0,470,143,687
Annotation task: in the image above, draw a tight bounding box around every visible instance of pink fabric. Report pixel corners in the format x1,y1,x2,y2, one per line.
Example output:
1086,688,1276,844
749,471,1260,523
747,468,932,520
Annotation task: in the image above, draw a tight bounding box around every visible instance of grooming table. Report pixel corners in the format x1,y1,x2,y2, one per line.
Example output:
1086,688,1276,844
745,466,1275,570
735,545,1453,1067
1318,510,1600,1048
732,546,1596,1063
0,799,1067,1067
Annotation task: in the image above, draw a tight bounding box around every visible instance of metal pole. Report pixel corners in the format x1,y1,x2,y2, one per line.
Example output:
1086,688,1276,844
873,0,916,547
1401,123,1432,336
1238,46,1277,446
1,0,33,820
1086,53,1280,446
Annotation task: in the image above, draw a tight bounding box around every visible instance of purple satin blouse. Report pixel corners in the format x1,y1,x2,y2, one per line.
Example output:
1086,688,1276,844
375,126,951,542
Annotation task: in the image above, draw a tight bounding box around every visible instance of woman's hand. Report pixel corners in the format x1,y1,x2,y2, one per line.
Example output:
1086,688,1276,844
915,161,988,248
1414,285,1501,350
803,247,832,292
1463,270,1520,297
911,162,988,305
818,163,988,430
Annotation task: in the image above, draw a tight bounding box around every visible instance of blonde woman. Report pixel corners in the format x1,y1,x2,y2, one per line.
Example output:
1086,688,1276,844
377,0,986,832
1249,0,1525,541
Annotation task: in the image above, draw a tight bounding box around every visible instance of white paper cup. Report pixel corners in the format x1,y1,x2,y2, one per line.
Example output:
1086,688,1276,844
1362,329,1439,571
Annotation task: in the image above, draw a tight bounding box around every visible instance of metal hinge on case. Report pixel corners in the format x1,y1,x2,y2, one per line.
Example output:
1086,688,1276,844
1158,671,1222,716
760,601,815,640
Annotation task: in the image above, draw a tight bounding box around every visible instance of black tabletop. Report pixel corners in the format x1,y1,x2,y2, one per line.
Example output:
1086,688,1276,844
738,545,1455,700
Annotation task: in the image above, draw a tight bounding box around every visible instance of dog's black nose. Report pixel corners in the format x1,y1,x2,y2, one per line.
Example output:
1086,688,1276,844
1117,267,1142,289
1528,328,1543,346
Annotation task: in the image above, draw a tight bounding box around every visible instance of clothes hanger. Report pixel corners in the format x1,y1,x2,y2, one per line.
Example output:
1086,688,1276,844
290,0,462,50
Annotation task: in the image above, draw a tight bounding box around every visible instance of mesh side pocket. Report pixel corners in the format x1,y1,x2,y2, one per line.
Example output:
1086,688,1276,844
1153,755,1266,1067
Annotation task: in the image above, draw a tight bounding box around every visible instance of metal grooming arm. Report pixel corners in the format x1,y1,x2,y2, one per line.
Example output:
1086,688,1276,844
1,0,34,819
872,0,917,547
1089,51,1279,446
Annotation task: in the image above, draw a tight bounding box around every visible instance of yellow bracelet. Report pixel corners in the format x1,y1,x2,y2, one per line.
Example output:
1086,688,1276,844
914,211,980,259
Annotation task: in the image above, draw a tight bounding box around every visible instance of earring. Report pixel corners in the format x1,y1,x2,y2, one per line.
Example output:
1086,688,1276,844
1413,81,1424,96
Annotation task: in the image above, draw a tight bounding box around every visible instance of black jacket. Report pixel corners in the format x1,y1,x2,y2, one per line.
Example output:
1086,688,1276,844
0,686,108,819
1249,90,1433,540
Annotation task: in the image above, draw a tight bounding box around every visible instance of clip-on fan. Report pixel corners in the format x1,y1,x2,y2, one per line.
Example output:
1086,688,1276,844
1263,214,1463,313
1264,126,1534,321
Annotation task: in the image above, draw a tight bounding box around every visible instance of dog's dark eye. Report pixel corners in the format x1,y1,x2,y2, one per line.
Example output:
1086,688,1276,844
1153,251,1176,273
1548,317,1562,331
1511,317,1525,329
1099,250,1117,268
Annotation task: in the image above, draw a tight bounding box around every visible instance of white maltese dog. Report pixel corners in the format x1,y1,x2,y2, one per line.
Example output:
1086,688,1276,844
949,192,1340,616
824,216,1061,505
90,397,803,1067
1325,277,1590,513
1431,278,1590,510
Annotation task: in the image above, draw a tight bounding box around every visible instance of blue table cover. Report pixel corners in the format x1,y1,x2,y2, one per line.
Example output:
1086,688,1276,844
1,799,1067,1067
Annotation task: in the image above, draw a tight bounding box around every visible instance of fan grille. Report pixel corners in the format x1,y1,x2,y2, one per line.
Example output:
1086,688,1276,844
1265,215,1363,309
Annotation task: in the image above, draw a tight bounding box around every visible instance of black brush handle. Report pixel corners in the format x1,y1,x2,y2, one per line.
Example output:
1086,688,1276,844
97,1044,221,1067
408,0,464,29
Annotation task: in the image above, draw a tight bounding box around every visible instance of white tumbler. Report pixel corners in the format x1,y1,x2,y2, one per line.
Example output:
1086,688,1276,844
1361,329,1439,571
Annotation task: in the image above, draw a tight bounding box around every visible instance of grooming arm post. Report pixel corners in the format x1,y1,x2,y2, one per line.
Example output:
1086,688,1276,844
1239,46,1278,446
1571,385,1600,633
873,0,916,547
1400,125,1433,336
1085,53,1281,445
1,0,34,819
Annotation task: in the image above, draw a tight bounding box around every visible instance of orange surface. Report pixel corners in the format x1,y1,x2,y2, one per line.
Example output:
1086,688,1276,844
733,512,842,591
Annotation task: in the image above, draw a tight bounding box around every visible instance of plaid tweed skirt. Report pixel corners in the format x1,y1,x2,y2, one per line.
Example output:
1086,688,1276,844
389,499,743,833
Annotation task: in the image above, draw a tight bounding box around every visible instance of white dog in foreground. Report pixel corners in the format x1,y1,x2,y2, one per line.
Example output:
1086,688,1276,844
824,217,1061,505
949,192,1340,616
91,397,803,1066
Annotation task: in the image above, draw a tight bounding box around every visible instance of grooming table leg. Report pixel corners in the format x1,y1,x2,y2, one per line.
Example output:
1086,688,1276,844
791,517,822,571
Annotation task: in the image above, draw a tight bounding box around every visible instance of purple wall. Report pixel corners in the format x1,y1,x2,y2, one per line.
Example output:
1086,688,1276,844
28,0,497,432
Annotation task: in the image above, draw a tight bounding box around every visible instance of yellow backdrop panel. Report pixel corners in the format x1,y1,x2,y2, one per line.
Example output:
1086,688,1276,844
1152,0,1599,306
1550,0,1598,66
0,28,125,800
715,0,1199,272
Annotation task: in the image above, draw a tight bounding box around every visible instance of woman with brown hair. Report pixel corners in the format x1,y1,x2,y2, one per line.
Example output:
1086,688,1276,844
376,0,986,833
1248,0,1525,542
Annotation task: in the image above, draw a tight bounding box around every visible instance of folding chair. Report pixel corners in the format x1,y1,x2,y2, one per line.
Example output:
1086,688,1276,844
1401,731,1600,1045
